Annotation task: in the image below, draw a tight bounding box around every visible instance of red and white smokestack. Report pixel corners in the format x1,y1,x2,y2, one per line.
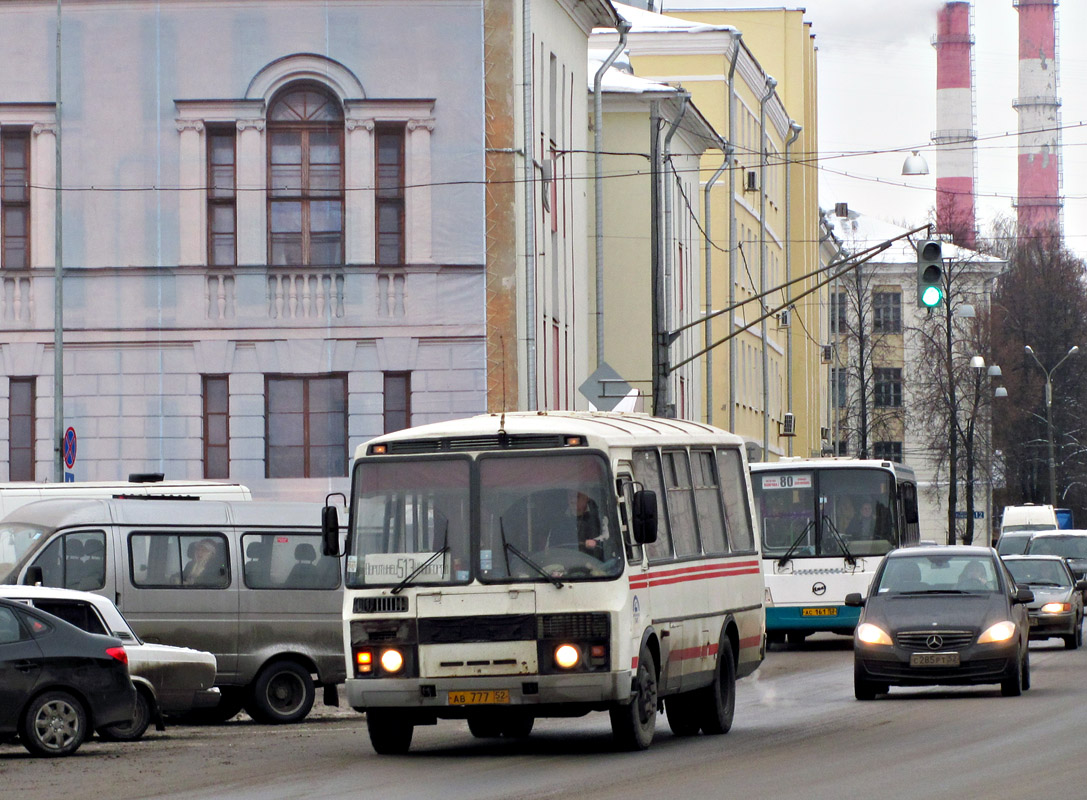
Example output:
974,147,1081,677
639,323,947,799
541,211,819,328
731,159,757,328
1014,0,1062,237
933,2,976,247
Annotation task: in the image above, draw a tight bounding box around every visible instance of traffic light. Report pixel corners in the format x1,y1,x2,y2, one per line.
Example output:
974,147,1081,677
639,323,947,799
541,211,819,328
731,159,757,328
916,239,944,308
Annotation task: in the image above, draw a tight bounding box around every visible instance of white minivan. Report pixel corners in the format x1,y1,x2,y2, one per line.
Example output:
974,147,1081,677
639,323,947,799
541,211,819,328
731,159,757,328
0,498,344,725
998,504,1060,554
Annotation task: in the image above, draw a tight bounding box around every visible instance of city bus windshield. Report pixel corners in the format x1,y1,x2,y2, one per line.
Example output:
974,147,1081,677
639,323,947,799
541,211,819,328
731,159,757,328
0,523,53,583
346,451,623,588
754,468,897,559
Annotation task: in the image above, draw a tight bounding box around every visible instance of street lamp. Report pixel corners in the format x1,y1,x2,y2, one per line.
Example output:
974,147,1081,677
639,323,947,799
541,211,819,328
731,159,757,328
1024,344,1080,506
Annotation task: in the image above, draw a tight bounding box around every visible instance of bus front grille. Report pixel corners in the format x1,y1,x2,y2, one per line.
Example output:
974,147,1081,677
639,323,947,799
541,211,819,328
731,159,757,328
354,595,409,614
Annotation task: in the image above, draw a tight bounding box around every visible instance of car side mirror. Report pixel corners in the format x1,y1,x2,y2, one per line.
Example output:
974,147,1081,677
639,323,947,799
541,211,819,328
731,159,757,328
631,490,658,545
1075,580,1087,593
1014,587,1034,604
23,565,44,586
844,592,865,607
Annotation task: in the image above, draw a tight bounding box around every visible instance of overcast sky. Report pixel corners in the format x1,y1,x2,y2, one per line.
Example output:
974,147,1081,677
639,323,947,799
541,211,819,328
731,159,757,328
666,1,1087,258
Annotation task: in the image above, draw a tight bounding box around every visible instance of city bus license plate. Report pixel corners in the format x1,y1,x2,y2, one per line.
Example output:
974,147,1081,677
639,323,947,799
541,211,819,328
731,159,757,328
909,652,960,667
448,689,510,706
801,607,837,617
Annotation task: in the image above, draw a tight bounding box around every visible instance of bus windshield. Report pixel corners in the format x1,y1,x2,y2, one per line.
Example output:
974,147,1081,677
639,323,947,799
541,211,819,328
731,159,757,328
346,451,622,588
0,523,52,582
754,468,896,559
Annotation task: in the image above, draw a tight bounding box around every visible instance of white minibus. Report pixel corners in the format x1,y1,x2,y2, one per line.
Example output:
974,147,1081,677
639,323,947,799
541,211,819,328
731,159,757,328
322,411,766,753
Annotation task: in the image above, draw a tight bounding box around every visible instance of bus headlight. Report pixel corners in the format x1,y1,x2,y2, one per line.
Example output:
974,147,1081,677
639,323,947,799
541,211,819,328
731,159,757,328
380,648,405,673
554,644,580,669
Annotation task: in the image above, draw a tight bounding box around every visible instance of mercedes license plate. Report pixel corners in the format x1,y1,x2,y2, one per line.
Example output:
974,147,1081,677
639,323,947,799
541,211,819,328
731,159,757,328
801,607,838,617
448,689,510,706
909,652,960,667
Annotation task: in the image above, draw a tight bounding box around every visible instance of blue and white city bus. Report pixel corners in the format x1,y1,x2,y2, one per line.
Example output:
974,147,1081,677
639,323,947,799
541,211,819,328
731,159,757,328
750,458,920,643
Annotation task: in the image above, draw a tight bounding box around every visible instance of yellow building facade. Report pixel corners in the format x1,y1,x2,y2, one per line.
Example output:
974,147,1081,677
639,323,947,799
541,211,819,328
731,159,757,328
594,6,825,460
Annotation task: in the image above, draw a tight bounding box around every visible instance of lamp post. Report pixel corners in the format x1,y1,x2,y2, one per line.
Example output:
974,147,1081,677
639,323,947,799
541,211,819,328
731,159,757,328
1024,345,1079,506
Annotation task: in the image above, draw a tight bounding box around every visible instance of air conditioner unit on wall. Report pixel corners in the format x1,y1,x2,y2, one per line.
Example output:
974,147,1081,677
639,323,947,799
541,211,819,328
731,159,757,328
781,412,796,437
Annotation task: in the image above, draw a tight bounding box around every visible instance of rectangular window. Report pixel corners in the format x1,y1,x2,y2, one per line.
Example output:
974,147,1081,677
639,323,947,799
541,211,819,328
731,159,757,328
207,127,237,266
830,291,847,333
241,532,341,589
1,130,30,269
632,449,674,562
872,292,902,333
203,375,229,479
832,367,847,409
873,441,904,463
266,375,347,478
8,377,34,480
129,532,230,588
874,367,903,408
663,450,700,558
383,372,411,434
717,447,755,552
691,449,728,554
375,126,405,265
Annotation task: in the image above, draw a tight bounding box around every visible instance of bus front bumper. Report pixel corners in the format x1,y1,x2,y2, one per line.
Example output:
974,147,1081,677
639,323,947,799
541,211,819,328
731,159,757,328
346,671,632,712
766,604,860,634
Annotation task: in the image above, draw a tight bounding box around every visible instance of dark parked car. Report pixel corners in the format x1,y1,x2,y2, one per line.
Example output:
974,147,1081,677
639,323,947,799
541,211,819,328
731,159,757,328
846,546,1033,700
0,597,135,757
1002,555,1085,649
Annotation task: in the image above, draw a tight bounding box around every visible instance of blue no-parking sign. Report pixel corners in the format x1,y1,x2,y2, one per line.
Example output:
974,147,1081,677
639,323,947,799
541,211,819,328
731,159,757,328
63,426,77,470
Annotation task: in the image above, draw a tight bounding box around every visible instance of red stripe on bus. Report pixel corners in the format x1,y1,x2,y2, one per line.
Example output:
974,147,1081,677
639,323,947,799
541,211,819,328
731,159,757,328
739,635,761,649
667,642,720,663
629,565,761,590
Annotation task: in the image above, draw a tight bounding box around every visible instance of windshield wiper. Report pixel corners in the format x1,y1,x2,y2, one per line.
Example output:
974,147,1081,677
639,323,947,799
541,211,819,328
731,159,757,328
822,515,856,568
499,517,563,588
777,519,816,568
391,520,449,595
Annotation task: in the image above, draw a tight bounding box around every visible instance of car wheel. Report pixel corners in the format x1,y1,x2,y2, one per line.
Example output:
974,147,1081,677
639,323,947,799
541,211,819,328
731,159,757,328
697,636,736,735
1000,653,1024,697
665,692,701,737
367,710,413,754
178,687,245,725
246,661,315,724
1063,630,1079,650
609,641,657,751
98,688,153,742
1021,649,1031,691
19,691,88,758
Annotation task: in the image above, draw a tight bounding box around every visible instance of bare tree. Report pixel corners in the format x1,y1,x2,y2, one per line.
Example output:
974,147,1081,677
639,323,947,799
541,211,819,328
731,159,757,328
908,253,996,544
990,235,1087,519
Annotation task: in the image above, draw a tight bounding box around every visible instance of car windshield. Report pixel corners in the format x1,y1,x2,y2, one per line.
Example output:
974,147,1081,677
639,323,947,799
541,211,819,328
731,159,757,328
1005,559,1071,587
1027,536,1087,559
996,533,1033,555
875,554,999,594
0,523,53,583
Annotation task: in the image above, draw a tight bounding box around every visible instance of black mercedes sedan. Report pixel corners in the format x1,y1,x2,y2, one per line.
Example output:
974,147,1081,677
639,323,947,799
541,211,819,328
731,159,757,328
845,546,1033,700
0,597,136,757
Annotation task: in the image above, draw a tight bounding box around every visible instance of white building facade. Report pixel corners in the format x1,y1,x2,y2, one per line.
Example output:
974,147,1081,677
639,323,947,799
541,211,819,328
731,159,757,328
0,1,489,500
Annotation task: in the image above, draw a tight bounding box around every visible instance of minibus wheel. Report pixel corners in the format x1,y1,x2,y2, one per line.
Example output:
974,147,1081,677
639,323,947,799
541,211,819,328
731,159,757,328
609,642,657,751
698,637,735,735
367,710,413,754
247,661,316,724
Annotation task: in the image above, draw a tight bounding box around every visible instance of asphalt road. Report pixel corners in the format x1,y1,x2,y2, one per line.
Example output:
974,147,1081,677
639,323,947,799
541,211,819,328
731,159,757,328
4,633,1086,799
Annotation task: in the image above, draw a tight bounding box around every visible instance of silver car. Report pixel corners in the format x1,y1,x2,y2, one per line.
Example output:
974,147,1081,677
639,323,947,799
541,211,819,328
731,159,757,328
1003,555,1086,649
0,584,218,740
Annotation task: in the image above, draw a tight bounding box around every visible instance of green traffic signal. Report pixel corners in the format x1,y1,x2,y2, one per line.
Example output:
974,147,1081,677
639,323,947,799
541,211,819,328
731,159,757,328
920,284,943,307
916,239,944,308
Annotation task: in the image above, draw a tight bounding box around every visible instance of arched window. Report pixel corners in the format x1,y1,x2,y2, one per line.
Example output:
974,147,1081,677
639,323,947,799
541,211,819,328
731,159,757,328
267,85,344,266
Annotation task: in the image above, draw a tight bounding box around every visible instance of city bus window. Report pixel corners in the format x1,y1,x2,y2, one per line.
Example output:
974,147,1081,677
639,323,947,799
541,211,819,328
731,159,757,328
718,448,755,552
691,449,728,555
632,449,674,562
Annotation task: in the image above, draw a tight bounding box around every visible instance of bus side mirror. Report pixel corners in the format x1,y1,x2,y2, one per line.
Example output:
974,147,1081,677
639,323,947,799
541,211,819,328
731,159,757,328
322,506,341,557
23,565,44,587
631,490,658,545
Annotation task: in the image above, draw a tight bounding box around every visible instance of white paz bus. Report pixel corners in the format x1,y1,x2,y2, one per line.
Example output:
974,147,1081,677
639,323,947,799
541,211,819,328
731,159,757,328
322,412,765,753
750,458,920,643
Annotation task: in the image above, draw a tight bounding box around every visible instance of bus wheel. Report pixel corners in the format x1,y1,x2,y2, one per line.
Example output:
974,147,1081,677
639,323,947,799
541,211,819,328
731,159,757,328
467,714,502,738
609,642,657,751
367,710,413,754
247,661,315,724
698,637,735,735
665,693,701,736
786,632,808,646
766,631,785,647
500,714,534,738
